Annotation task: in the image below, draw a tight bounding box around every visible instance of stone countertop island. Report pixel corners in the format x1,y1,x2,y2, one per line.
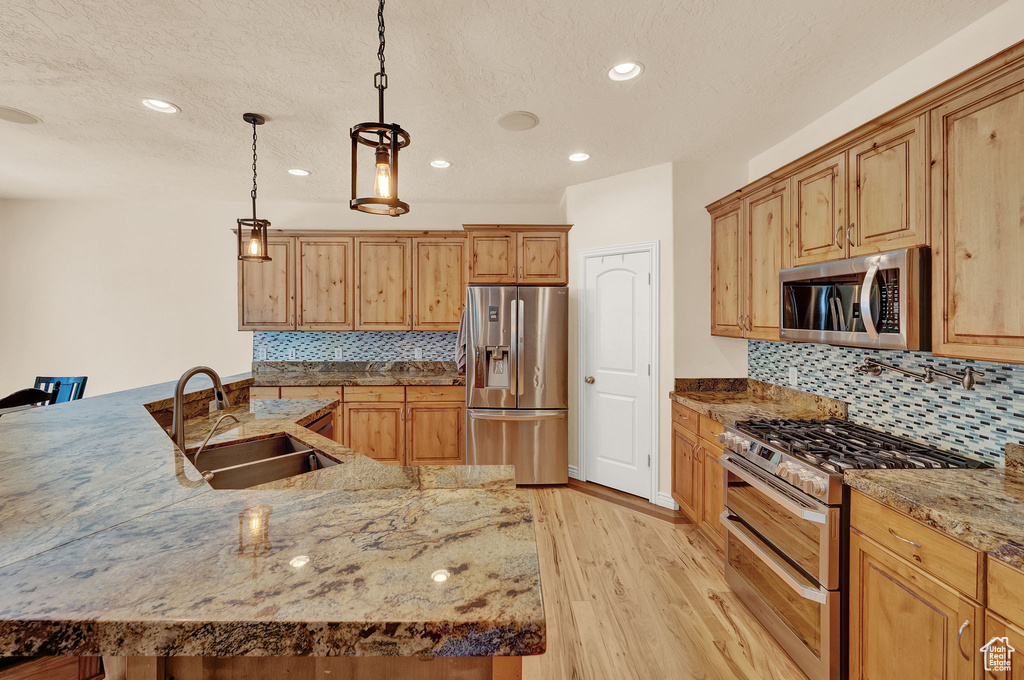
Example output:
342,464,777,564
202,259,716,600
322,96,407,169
0,374,543,679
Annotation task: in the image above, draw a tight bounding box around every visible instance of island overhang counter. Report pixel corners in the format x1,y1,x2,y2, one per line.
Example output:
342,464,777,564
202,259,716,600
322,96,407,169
0,375,544,680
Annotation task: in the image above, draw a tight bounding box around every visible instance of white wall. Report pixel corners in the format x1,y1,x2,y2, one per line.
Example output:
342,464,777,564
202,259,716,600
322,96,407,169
563,163,676,499
0,198,559,397
749,0,1024,180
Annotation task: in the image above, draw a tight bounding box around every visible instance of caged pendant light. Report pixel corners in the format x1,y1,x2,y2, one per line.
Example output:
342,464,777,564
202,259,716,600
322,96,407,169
237,113,272,262
350,0,410,216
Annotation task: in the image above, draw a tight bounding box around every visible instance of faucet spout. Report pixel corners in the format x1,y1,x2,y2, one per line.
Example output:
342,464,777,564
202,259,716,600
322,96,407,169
171,366,232,452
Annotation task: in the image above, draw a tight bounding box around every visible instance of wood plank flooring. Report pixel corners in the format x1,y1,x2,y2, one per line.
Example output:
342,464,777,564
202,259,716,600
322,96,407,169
524,486,808,680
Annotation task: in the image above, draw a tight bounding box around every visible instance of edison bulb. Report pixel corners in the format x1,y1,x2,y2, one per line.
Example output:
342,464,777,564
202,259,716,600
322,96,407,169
248,234,261,256
374,160,391,198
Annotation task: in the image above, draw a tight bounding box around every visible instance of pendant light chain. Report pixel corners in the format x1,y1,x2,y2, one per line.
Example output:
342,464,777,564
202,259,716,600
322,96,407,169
250,120,259,218
375,0,387,123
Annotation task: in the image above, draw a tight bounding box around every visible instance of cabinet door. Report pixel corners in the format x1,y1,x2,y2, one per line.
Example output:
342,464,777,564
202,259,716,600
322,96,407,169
406,402,465,465
984,612,1024,680
413,237,466,331
238,236,296,330
849,530,982,680
467,230,517,284
671,424,700,522
698,439,725,550
742,180,789,341
297,236,354,330
344,403,405,464
710,202,744,338
848,115,928,256
792,153,847,265
931,69,1024,364
517,231,568,284
354,237,412,330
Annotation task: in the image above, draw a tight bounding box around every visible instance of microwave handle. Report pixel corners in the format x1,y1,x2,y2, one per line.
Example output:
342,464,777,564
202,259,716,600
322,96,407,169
860,263,880,340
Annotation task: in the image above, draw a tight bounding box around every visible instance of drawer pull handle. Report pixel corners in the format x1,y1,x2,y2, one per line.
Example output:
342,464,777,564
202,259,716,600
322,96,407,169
429,392,443,396
957,620,970,660
888,528,922,548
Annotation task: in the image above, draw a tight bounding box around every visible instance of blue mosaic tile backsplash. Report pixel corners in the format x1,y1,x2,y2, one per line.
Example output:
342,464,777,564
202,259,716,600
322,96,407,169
253,331,458,362
748,340,1024,465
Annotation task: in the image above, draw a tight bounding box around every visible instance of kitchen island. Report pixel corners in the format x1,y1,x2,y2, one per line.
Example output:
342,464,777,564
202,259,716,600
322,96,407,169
0,374,543,679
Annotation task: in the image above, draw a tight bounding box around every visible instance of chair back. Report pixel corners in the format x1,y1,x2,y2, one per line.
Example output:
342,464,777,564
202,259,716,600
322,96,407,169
0,388,58,410
34,376,88,403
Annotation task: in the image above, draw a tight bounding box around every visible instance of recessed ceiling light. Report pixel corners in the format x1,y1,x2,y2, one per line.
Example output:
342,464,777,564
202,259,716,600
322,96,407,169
496,111,540,132
142,99,180,113
608,62,644,81
287,168,311,176
429,160,451,168
568,152,590,162
0,106,40,125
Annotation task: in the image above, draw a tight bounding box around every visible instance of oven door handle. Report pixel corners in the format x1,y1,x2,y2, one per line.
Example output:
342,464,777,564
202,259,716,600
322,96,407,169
720,512,829,605
719,454,828,525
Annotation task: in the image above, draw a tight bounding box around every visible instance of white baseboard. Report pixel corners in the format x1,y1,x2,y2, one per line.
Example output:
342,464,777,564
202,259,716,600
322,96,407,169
655,492,679,511
568,465,582,481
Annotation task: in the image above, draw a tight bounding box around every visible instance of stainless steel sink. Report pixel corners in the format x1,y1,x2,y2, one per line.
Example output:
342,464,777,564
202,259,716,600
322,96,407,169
188,435,338,489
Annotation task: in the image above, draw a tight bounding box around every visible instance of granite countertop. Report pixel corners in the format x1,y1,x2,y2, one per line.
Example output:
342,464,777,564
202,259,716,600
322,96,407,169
670,378,848,426
0,374,542,658
845,447,1024,570
253,361,466,387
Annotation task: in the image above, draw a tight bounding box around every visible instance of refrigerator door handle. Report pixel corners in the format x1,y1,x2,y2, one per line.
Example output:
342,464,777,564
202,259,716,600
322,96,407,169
469,411,566,421
517,298,525,400
509,298,519,396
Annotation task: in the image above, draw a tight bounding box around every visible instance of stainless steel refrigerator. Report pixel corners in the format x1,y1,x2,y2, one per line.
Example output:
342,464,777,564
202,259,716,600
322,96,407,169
466,285,568,484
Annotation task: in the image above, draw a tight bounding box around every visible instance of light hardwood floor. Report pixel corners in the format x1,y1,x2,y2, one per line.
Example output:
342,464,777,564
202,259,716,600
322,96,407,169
524,487,808,680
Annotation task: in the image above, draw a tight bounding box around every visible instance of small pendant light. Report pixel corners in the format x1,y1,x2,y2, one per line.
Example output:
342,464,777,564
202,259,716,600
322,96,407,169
350,0,410,217
237,113,272,262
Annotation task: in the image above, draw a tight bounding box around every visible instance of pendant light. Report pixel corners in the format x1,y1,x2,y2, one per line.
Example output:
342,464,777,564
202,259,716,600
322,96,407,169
237,113,272,262
350,0,410,216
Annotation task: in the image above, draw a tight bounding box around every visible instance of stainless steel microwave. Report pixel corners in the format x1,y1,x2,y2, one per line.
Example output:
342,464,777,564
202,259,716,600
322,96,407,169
779,247,930,350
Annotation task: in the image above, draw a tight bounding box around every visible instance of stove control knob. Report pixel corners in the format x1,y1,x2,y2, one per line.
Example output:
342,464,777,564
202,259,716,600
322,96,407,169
800,474,827,497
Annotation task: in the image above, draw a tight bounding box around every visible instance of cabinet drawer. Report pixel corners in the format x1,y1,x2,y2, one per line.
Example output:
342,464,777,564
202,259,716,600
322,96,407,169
851,490,983,600
343,386,405,402
671,401,699,434
249,386,281,399
698,415,724,439
989,557,1024,625
405,386,466,402
280,386,343,400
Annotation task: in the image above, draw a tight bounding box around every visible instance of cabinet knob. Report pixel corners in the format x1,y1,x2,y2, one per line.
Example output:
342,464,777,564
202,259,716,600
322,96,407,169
584,376,595,384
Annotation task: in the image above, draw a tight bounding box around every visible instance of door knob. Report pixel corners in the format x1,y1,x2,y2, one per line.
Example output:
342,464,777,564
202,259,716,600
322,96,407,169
585,376,595,384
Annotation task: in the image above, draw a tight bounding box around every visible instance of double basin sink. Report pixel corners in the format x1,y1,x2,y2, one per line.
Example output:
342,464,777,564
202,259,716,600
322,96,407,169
188,435,338,489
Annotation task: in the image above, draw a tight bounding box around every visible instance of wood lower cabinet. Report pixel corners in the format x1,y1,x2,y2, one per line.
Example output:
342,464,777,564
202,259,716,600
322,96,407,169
671,422,700,522
296,236,354,330
344,402,405,464
848,114,928,256
406,402,465,465
791,152,847,266
849,529,983,680
930,66,1024,364
0,658,102,680
412,237,466,330
697,422,725,549
710,201,744,338
465,225,571,284
354,237,412,330
238,236,296,330
984,612,1024,680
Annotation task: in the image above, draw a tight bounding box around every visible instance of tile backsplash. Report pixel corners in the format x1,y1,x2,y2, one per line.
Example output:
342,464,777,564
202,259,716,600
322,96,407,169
748,340,1024,465
253,331,458,362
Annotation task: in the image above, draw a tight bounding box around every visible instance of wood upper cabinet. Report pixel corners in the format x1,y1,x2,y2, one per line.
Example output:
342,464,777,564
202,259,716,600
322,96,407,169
238,236,296,330
671,423,700,522
710,201,743,338
406,402,465,465
465,225,571,284
467,228,517,283
517,230,568,284
742,180,789,341
344,402,405,464
931,67,1024,364
791,152,847,266
297,236,354,331
848,114,928,256
354,236,412,330
413,237,466,331
849,530,983,680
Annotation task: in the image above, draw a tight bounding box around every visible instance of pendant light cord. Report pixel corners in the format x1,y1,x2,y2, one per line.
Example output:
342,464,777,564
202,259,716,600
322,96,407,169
250,120,259,219
375,0,387,124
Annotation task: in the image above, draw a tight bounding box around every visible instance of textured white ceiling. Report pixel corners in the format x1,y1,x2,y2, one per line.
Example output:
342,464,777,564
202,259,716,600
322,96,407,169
0,0,1005,204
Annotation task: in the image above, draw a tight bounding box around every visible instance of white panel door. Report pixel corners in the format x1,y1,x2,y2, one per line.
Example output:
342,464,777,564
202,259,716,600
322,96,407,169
581,250,653,498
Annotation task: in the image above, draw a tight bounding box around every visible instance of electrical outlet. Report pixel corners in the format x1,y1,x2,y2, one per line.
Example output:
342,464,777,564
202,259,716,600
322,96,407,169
788,367,799,387
257,347,268,361
414,347,423,360
334,348,343,361
288,348,297,360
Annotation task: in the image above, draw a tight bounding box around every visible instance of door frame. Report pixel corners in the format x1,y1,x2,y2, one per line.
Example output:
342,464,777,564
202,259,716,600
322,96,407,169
576,241,660,506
